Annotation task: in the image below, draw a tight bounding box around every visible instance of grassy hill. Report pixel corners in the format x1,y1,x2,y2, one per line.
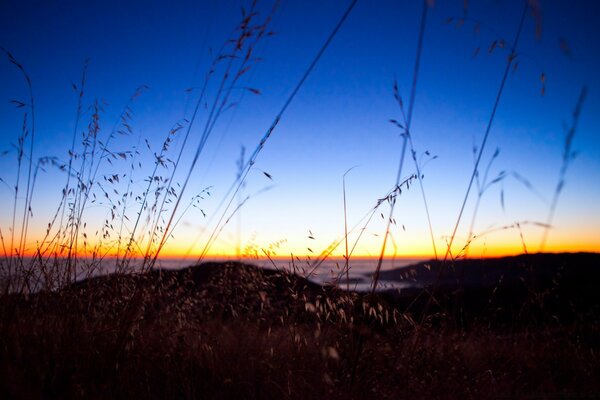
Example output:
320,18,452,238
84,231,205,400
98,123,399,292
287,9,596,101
1,253,599,399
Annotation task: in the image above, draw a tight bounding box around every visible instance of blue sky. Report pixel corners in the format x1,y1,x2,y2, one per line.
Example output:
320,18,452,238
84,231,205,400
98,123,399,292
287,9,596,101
1,0,599,262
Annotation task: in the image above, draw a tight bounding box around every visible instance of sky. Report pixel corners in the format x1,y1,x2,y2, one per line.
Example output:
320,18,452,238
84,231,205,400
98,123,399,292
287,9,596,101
1,0,599,265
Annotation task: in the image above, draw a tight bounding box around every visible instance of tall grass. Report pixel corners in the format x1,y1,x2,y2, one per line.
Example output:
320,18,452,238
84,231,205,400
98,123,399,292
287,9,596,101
539,86,587,250
443,2,529,262
0,1,285,291
0,0,584,293
0,1,596,398
195,0,359,264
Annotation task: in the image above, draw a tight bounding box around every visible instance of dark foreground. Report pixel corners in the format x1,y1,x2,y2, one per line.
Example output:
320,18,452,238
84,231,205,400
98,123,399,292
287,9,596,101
1,253,599,399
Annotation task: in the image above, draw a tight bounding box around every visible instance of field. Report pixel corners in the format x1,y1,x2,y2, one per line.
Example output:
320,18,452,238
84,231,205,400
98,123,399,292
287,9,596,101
2,253,599,399
1,1,599,398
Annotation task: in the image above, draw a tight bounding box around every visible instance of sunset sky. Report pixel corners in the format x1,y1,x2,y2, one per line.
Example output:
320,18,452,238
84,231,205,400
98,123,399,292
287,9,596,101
1,0,599,264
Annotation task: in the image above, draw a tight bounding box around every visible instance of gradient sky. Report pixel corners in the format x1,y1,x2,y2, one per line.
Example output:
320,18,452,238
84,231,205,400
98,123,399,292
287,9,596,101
1,0,599,263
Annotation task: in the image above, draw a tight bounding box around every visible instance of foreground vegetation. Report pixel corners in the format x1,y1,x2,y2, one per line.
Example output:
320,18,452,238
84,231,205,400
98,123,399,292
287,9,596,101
1,253,599,399
1,1,597,398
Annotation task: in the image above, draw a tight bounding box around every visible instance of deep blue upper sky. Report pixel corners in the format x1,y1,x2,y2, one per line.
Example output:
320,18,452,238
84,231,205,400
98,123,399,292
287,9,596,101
1,0,599,258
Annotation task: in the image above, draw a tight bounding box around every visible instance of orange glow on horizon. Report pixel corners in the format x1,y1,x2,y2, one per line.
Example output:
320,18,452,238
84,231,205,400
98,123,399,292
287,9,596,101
83,243,600,262
14,226,600,262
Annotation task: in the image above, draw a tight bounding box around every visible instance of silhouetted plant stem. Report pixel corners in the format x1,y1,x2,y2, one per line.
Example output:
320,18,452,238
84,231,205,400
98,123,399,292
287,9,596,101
17,73,35,265
37,61,88,269
10,113,26,267
464,147,502,257
342,166,357,291
372,0,428,294
415,2,530,329
540,86,587,250
350,0,431,386
197,0,359,263
150,2,269,268
0,47,33,269
405,1,438,261
444,1,528,262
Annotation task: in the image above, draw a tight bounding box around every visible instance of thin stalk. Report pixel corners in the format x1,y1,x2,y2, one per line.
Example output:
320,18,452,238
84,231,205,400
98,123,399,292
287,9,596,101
140,30,239,258
370,136,408,294
68,100,100,278
145,5,263,267
35,61,88,269
10,113,26,266
308,178,413,279
236,146,246,260
443,2,528,262
146,52,238,267
197,0,359,263
352,1,429,385
115,133,142,267
342,167,358,291
404,1,437,261
121,120,186,267
372,0,428,293
421,0,529,317
17,70,35,261
539,87,587,250
152,3,277,263
72,85,147,267
0,228,8,268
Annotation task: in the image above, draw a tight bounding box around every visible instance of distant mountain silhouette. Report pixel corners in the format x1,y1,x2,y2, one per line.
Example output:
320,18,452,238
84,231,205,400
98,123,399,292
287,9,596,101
376,252,600,289
375,252,600,325
60,252,599,326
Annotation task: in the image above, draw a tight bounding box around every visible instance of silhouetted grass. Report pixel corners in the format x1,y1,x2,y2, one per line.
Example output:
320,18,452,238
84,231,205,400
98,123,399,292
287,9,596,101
0,0,597,399
2,258,599,399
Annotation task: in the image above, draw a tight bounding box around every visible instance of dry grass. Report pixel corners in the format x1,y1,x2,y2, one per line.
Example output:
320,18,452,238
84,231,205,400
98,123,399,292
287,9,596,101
1,262,598,399
0,1,597,398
